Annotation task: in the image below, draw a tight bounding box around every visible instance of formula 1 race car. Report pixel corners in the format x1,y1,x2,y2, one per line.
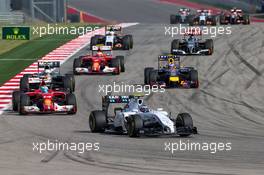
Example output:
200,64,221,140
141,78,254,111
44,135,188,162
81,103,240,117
90,25,133,50
20,61,75,93
189,9,217,26
89,95,197,137
219,8,250,25
73,46,125,75
12,82,77,115
144,55,199,88
170,8,192,24
171,30,213,55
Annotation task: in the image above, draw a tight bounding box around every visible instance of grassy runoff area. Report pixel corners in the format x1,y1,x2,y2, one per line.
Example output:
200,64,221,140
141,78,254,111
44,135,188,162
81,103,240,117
0,23,99,85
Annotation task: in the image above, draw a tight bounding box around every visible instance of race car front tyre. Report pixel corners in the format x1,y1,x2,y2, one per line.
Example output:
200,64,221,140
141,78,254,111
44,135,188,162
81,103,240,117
111,58,121,75
175,113,194,137
116,56,125,72
205,39,214,55
144,67,154,85
89,110,107,133
73,58,82,75
127,115,143,137
66,93,77,114
90,35,100,50
171,39,180,54
19,94,30,115
12,91,21,111
122,35,130,50
170,15,176,24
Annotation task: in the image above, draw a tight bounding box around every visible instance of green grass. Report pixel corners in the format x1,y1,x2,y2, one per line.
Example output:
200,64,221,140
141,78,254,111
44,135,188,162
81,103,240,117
0,23,101,85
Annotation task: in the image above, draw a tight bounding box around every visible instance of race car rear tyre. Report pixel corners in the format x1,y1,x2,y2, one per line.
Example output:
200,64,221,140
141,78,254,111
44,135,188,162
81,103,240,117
89,110,107,133
12,91,21,111
19,94,30,115
190,70,199,88
243,15,250,25
149,70,158,84
65,74,75,92
20,76,29,92
111,58,121,75
144,67,154,85
211,16,217,26
66,93,77,114
116,56,125,72
171,39,180,54
205,39,214,55
122,35,130,50
128,35,133,49
175,113,193,137
73,58,82,75
127,115,143,137
63,76,74,92
170,15,177,24
90,35,100,50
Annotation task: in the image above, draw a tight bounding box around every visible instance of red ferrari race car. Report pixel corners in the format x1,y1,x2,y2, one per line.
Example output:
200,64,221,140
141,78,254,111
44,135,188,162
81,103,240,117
73,46,125,75
220,8,250,25
12,81,77,115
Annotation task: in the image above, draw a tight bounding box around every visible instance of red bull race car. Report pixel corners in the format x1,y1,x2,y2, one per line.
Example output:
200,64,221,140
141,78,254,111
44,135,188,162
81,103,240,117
189,9,217,26
170,8,192,24
73,46,125,75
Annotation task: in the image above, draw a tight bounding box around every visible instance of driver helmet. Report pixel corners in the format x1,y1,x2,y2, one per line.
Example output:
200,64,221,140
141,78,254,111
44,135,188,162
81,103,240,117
96,49,104,57
139,105,149,113
40,80,48,93
44,65,52,74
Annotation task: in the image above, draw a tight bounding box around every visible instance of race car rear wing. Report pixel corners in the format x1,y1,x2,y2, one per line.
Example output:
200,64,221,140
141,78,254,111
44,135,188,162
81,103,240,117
38,61,60,68
102,94,144,111
105,25,122,32
158,55,180,70
92,45,112,51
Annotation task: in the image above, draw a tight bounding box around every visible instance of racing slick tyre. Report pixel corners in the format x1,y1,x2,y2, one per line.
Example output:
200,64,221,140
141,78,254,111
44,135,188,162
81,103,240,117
211,16,217,26
149,70,158,84
89,110,107,133
190,70,199,88
20,76,30,92
122,35,130,50
127,115,143,137
111,58,121,75
171,39,180,54
205,39,214,55
170,15,177,24
242,15,250,25
19,94,30,115
63,75,74,92
12,91,21,111
175,113,193,137
144,67,154,85
90,35,100,50
65,74,75,92
73,58,82,75
116,56,125,72
128,35,133,49
66,93,77,114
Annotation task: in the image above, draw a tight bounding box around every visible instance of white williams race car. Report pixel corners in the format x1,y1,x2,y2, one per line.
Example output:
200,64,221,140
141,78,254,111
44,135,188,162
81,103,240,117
89,95,197,137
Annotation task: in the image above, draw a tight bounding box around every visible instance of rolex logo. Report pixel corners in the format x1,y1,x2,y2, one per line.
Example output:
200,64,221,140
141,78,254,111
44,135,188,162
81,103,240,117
13,27,19,35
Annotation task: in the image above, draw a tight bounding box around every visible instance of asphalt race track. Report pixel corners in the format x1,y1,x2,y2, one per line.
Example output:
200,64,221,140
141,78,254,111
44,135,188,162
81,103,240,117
1,0,264,174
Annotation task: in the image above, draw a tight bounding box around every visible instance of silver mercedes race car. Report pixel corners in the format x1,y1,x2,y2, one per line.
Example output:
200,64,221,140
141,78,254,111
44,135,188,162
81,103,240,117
20,61,75,92
89,95,197,137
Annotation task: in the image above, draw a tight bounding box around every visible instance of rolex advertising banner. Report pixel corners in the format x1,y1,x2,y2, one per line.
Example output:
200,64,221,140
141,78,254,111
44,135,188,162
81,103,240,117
2,27,30,40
